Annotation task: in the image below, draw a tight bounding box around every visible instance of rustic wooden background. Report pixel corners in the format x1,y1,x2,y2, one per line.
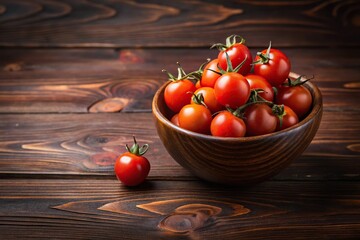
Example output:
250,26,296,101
0,0,360,239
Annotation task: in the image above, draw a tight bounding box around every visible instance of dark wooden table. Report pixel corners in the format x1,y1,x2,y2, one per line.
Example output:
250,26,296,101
1,1,360,239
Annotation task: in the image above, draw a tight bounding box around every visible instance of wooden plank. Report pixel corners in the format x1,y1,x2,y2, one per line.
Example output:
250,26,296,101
0,111,359,181
0,0,358,47
1,48,359,113
0,179,359,239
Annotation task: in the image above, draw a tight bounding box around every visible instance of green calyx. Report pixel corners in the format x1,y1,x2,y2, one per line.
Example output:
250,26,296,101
125,136,149,156
284,75,314,87
226,106,244,119
188,58,211,81
253,41,272,65
207,52,248,76
272,104,286,129
211,34,246,51
192,93,208,108
226,90,275,119
162,62,192,82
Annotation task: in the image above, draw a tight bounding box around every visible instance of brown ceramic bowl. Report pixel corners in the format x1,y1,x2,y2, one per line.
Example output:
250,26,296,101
152,73,323,185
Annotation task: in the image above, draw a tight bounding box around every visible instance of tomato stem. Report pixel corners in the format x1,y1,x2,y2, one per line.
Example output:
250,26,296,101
187,58,211,81
253,41,272,64
192,93,208,108
210,35,246,51
284,75,314,87
272,104,286,129
162,63,193,82
125,136,149,156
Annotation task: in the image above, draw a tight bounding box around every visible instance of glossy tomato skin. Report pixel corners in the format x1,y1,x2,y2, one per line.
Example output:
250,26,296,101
191,87,224,113
244,104,277,136
275,85,312,119
214,72,250,109
201,59,222,88
245,74,274,102
164,79,196,113
178,104,212,134
218,43,252,75
170,113,180,126
114,152,150,186
277,105,299,131
254,49,291,86
195,80,202,89
210,111,246,137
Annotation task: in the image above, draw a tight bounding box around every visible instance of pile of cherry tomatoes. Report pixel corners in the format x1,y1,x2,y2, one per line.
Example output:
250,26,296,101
163,35,313,137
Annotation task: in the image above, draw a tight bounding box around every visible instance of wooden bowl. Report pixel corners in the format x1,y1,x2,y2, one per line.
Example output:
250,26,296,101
152,73,323,185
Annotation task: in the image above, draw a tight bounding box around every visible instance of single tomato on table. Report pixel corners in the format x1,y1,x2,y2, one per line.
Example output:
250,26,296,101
114,136,150,186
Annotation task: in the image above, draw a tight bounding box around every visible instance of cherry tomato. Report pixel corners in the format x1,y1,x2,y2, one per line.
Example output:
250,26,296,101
214,35,252,75
170,113,180,126
244,103,277,136
275,83,312,119
191,87,224,113
210,111,246,137
254,45,291,86
164,79,196,113
195,80,202,89
201,59,222,88
276,105,299,131
245,74,274,102
114,137,150,186
214,72,250,109
178,104,212,134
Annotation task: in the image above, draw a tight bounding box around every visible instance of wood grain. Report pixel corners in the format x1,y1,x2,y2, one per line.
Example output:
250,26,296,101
0,0,359,47
0,48,359,113
0,179,359,239
0,111,359,181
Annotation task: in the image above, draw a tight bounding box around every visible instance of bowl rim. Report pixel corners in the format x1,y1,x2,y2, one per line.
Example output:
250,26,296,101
152,72,323,142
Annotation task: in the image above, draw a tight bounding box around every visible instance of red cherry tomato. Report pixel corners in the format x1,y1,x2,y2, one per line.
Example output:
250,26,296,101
210,111,246,137
201,59,222,88
214,72,250,109
191,87,224,113
245,74,274,102
114,137,150,186
276,105,299,131
195,80,202,89
254,46,291,86
275,83,312,119
170,113,180,126
164,79,196,113
244,103,277,136
214,35,252,75
178,104,212,134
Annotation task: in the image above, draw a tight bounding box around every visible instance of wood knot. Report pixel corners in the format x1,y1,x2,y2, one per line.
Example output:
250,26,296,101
137,199,249,233
89,152,117,167
4,63,23,72
88,97,130,113
158,204,220,233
